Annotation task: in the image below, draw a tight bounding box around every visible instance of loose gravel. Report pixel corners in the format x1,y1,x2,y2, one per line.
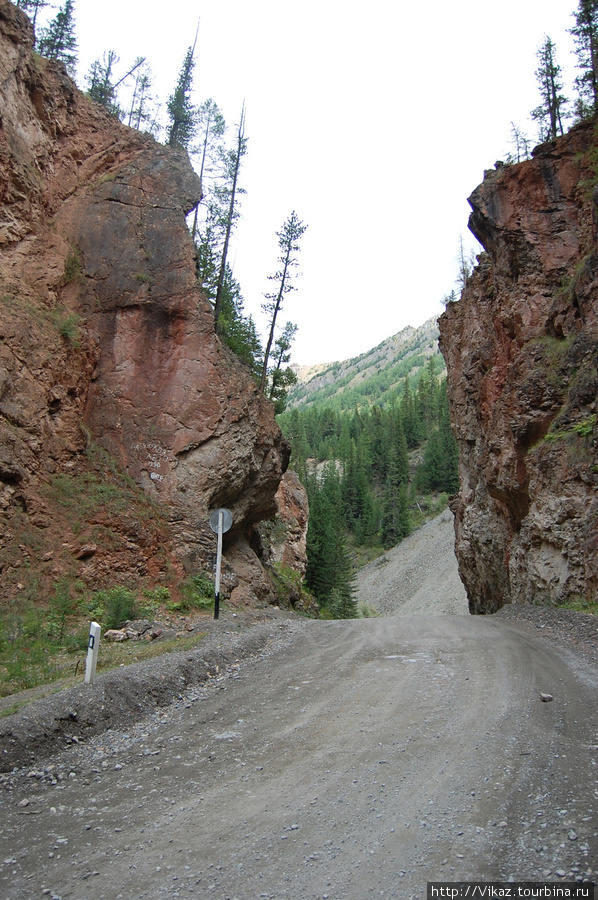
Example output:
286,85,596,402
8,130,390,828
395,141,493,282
0,512,597,900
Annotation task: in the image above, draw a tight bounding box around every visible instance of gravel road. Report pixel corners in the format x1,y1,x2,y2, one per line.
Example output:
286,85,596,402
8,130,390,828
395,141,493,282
1,513,597,900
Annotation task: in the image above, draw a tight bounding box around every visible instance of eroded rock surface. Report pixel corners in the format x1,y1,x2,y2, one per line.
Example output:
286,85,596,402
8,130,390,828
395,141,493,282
439,123,598,612
0,0,293,604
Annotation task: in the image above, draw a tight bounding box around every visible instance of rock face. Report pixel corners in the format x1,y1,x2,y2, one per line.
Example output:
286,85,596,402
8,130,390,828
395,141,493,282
439,123,598,613
0,0,299,605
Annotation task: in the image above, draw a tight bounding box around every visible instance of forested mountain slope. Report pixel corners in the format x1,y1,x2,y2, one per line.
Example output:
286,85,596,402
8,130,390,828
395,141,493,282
288,316,442,411
278,320,458,617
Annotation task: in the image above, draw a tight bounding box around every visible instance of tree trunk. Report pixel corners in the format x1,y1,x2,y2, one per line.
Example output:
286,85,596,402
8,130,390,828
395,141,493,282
213,107,245,330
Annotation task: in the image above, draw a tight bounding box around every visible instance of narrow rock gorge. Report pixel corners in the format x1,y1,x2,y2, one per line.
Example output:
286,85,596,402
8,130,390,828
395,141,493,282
439,123,598,613
0,0,305,607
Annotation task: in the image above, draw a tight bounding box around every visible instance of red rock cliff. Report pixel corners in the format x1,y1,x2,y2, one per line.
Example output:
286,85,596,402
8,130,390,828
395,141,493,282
0,0,297,605
439,123,598,613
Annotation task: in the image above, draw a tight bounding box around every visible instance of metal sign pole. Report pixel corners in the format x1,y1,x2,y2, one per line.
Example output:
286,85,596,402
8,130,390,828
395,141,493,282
214,510,223,619
208,508,233,622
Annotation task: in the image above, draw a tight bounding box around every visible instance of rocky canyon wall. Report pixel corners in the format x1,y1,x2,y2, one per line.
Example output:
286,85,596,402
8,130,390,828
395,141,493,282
439,123,598,613
0,0,304,608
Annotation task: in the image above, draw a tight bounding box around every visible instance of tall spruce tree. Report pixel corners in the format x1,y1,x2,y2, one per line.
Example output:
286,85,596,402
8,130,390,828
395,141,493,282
531,36,567,140
267,322,298,413
259,211,307,392
306,464,357,615
214,265,262,376
37,0,77,77
380,476,410,550
401,376,420,449
167,35,198,149
189,100,226,242
415,383,459,494
571,0,598,118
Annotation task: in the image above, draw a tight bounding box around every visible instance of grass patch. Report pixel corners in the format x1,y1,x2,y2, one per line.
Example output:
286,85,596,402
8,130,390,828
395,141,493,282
168,574,214,613
557,596,598,615
62,246,84,284
357,601,379,618
53,309,81,345
0,584,209,700
0,630,208,709
542,413,597,445
95,631,206,672
41,456,160,526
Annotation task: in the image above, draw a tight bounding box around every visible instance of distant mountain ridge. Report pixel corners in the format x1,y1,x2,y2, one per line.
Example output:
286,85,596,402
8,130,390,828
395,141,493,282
288,316,443,410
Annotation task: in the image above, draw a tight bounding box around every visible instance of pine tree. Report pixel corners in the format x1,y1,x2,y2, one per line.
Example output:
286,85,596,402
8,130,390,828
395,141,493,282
306,464,357,615
214,265,262,376
267,322,298,413
508,122,531,163
213,107,247,330
531,36,567,140
167,38,198,149
259,211,307,392
437,384,460,493
286,410,309,482
571,0,598,119
126,59,156,132
16,0,48,38
380,449,410,549
189,101,226,242
400,376,421,449
415,382,459,493
456,234,472,292
192,99,226,202
368,405,388,482
37,0,77,77
390,410,409,485
417,356,439,434
86,51,120,115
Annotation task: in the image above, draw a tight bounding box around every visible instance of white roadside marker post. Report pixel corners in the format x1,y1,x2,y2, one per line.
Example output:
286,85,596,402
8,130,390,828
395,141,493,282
208,508,233,620
85,621,101,684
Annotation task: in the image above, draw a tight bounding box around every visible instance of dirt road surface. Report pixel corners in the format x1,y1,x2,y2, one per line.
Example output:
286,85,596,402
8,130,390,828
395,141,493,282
1,515,597,899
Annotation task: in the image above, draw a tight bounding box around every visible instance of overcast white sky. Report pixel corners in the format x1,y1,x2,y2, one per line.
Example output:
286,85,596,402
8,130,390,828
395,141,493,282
65,1,579,364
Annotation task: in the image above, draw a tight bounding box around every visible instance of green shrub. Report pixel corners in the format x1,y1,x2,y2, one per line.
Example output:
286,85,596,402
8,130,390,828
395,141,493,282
54,310,81,344
63,247,84,284
270,563,302,604
46,579,82,640
139,586,171,619
95,587,139,630
171,573,214,613
62,626,91,653
326,587,358,619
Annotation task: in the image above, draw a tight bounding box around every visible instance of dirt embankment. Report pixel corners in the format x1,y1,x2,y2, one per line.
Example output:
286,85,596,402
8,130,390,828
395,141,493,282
357,508,469,616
